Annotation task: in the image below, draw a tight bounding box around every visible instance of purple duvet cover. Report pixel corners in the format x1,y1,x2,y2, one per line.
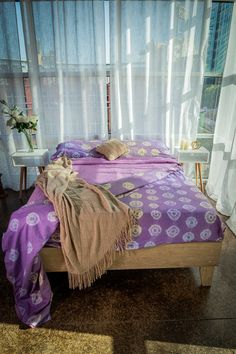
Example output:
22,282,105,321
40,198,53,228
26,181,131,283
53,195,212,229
2,141,224,327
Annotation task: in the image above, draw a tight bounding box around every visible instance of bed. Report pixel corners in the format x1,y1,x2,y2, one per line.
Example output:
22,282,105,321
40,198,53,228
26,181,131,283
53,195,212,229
2,139,224,327
41,139,223,283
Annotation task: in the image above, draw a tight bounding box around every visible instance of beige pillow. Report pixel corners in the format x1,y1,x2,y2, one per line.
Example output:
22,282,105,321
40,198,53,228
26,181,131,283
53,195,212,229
96,139,128,160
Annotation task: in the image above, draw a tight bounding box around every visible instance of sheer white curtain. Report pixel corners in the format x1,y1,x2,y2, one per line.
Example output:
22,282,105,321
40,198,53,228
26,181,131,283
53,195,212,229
0,0,107,189
206,3,236,235
21,0,108,149
109,0,211,152
0,2,31,190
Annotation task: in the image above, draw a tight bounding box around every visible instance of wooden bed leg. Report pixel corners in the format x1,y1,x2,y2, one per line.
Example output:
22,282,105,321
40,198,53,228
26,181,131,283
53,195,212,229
199,266,215,287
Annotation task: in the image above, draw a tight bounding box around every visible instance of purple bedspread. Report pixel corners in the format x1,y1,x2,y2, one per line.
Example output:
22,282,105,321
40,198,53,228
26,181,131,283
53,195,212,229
2,141,224,327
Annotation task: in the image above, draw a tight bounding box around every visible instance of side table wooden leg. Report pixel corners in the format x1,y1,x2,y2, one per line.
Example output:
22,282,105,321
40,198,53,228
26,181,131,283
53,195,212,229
19,167,24,199
195,163,198,187
198,163,204,192
23,167,27,191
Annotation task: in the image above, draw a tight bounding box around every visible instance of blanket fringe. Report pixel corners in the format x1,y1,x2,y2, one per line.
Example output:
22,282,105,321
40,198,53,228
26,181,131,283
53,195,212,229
68,209,136,290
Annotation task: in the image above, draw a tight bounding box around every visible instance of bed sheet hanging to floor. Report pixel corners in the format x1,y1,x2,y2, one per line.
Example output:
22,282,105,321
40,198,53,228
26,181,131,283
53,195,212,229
2,140,224,327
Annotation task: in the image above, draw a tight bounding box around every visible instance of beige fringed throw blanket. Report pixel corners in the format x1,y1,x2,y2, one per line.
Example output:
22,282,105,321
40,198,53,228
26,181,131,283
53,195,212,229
36,158,134,289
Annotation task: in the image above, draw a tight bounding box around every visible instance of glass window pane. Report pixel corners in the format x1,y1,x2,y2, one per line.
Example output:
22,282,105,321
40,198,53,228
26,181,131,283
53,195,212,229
205,2,233,74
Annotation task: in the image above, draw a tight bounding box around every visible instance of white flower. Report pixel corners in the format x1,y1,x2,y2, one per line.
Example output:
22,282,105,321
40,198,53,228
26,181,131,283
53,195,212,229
29,115,38,124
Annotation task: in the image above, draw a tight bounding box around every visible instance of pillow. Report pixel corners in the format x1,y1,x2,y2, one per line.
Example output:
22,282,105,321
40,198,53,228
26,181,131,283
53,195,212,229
96,139,128,160
51,148,90,160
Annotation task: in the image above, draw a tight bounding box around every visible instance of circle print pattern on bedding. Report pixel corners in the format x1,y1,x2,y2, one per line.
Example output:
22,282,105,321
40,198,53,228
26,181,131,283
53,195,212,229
9,218,19,232
129,200,143,208
149,203,159,209
132,209,143,219
182,232,195,242
132,225,142,237
159,185,170,191
134,171,144,177
151,210,162,220
166,225,180,238
151,149,159,156
9,249,19,262
162,192,174,199
200,201,212,209
149,224,162,237
127,141,136,146
200,229,212,240
27,241,33,254
186,216,198,228
102,183,111,190
47,211,58,222
122,182,135,190
205,211,216,224
64,142,75,148
179,197,191,203
26,212,40,226
130,192,142,199
164,200,176,206
167,209,181,221
138,148,147,156
147,195,159,201
195,193,206,200
144,241,156,248
182,204,196,212
146,189,157,194
31,291,43,305
176,190,187,195
142,141,152,146
126,241,139,250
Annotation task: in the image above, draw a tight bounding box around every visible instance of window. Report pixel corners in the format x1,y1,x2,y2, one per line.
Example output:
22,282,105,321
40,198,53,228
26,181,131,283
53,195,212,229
197,1,233,178
14,1,233,145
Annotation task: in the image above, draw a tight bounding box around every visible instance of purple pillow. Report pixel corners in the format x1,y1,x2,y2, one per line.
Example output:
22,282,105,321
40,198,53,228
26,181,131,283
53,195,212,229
51,148,90,160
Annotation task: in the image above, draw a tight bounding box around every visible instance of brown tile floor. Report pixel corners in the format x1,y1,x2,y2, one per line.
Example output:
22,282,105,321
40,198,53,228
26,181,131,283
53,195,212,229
0,189,236,354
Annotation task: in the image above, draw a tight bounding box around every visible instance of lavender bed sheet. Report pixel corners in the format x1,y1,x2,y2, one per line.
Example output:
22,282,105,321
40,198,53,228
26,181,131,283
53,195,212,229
2,146,224,327
46,153,224,249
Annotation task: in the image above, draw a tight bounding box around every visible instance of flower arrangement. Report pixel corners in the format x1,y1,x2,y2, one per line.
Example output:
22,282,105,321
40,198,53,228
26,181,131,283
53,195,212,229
0,99,38,152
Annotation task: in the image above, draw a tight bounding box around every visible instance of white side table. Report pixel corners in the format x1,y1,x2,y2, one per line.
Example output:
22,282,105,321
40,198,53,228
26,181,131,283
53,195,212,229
11,149,49,199
174,146,210,192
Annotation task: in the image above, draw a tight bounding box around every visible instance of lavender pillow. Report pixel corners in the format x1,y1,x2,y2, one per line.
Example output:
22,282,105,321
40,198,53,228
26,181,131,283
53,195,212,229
51,148,90,160
51,140,102,160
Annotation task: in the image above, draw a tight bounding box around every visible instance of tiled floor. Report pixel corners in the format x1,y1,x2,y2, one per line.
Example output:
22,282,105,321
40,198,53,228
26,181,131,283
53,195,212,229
0,189,236,354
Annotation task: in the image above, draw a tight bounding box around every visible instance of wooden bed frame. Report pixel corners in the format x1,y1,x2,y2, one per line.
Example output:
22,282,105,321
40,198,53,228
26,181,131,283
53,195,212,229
40,241,222,287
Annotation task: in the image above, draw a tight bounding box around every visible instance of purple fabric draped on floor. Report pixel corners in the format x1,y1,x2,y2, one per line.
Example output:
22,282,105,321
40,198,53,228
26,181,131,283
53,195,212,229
2,141,224,327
